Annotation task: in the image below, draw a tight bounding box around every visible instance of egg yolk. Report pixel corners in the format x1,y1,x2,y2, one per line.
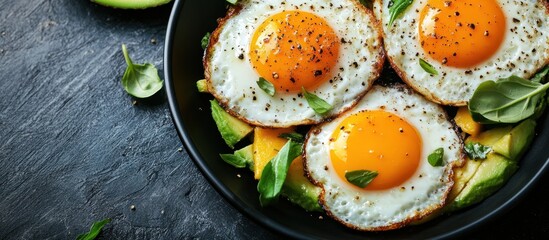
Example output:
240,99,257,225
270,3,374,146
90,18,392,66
250,11,340,92
418,0,506,68
330,110,422,190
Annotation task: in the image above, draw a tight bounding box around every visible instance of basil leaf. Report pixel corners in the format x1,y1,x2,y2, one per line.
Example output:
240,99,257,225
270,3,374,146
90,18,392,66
76,218,111,240
533,67,549,119
121,44,164,98
419,58,438,75
220,154,247,168
464,142,492,160
427,147,444,167
201,32,211,50
220,145,254,169
302,87,332,114
257,140,303,206
531,65,549,84
345,170,378,188
279,132,304,143
257,77,275,96
532,95,547,121
388,0,414,26
469,76,549,124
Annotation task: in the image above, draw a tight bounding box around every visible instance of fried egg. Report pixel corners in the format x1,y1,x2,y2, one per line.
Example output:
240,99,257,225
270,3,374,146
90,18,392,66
304,84,464,231
204,0,384,127
373,0,549,106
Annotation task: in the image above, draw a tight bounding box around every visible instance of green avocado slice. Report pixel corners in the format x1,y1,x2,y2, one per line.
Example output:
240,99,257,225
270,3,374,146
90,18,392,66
210,100,253,149
448,153,518,211
92,0,171,9
281,157,322,212
492,119,536,161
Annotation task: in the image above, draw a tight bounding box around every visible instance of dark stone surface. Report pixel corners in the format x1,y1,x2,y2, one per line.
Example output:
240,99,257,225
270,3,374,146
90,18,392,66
0,0,546,239
0,1,274,239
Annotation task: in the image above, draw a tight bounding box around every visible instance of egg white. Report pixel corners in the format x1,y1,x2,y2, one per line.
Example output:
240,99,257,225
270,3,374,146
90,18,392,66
304,84,464,231
204,0,384,127
373,0,549,106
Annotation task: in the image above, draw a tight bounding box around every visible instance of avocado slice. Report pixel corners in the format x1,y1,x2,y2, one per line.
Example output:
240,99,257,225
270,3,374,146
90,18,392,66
429,120,537,216
448,156,482,202
467,125,512,146
92,0,171,9
450,127,512,199
210,100,253,149
492,119,536,161
448,153,518,211
446,121,536,212
281,157,323,212
234,145,254,171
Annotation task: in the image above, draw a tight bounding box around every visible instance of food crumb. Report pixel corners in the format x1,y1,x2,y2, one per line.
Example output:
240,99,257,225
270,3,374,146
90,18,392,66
177,147,183,152
151,38,157,44
237,174,241,178
318,216,324,220
132,100,138,105
130,205,136,211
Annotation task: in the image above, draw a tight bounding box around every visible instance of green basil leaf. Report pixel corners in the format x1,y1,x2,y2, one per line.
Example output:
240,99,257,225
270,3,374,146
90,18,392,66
220,154,247,168
201,32,211,50
531,65,549,84
257,77,275,96
121,44,164,98
419,58,438,75
220,145,254,169
257,140,303,206
76,218,111,240
469,76,549,124
464,142,492,160
278,132,304,143
388,0,414,26
532,95,547,121
427,147,444,167
302,87,332,114
345,170,378,188
528,66,548,120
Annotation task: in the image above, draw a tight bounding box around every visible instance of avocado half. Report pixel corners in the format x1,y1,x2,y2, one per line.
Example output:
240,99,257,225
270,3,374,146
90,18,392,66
92,0,172,9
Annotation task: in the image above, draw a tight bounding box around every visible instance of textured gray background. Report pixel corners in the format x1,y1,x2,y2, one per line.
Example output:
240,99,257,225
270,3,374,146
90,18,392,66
0,0,547,239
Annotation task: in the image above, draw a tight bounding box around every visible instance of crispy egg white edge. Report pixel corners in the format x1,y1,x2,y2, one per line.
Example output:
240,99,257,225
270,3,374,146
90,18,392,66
204,0,385,127
373,0,549,106
304,84,465,231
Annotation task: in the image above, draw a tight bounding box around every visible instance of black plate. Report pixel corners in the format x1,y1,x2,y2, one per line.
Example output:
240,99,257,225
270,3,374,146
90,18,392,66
164,0,549,238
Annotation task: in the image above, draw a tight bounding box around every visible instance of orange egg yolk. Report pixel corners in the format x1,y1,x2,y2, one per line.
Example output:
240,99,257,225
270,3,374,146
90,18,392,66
249,11,340,92
418,0,506,68
330,110,422,190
